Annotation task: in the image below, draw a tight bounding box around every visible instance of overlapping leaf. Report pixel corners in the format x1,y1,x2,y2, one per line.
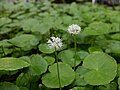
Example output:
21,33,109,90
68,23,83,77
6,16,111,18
0,57,30,71
42,62,75,88
82,22,111,35
9,34,39,51
83,52,117,85
29,55,48,75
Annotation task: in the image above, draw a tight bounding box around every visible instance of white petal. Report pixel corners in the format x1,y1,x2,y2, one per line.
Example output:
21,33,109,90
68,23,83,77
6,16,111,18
47,36,63,50
67,24,81,35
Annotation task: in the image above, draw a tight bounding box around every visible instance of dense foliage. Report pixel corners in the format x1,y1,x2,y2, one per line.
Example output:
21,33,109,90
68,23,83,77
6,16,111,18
0,1,120,90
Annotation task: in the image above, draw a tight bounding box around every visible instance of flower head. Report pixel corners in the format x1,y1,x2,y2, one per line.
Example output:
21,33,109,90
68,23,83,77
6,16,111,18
47,37,63,50
67,24,81,35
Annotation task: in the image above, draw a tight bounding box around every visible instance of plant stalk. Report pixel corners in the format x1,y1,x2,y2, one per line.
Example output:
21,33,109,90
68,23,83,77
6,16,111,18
55,48,62,90
73,35,77,70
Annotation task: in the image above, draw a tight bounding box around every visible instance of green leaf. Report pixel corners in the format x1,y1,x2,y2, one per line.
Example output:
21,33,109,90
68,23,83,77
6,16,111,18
37,23,50,34
98,82,117,90
70,86,93,90
9,34,39,51
0,57,30,71
105,41,120,54
110,33,120,40
16,73,30,87
70,87,85,90
29,54,48,75
62,15,72,25
38,44,55,54
3,3,18,12
88,46,103,53
58,49,75,67
42,62,75,88
75,66,89,86
38,17,54,34
0,82,20,90
95,35,109,50
21,18,50,34
0,70,18,76
19,87,29,90
117,64,120,77
82,22,111,35
0,17,12,27
10,11,25,18
58,49,81,67
0,27,12,34
76,51,89,60
82,12,93,23
0,40,12,47
29,82,39,90
109,12,120,23
110,23,120,33
44,56,55,65
21,18,40,32
83,52,117,85
0,47,13,56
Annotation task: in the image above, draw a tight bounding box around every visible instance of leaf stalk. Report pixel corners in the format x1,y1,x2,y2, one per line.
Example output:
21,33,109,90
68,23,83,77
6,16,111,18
73,35,77,70
55,48,62,90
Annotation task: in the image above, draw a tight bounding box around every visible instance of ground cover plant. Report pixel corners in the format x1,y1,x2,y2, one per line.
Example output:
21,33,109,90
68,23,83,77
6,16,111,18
0,1,120,90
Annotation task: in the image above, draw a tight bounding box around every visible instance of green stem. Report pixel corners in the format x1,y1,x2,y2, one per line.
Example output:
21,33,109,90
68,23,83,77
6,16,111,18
73,35,77,70
55,48,62,90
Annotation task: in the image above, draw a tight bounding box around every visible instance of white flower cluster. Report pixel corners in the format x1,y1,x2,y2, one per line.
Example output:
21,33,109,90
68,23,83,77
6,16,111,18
67,24,81,35
47,37,63,50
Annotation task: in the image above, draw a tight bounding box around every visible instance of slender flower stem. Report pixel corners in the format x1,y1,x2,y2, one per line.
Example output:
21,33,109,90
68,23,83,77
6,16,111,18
55,48,62,90
73,35,77,70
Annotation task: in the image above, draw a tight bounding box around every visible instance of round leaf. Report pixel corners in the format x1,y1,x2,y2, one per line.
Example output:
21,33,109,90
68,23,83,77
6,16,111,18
21,18,39,32
42,62,75,88
9,34,39,51
88,46,103,53
16,73,30,87
105,41,120,54
29,55,48,75
38,44,55,54
58,50,81,67
83,52,117,85
0,57,30,71
75,66,89,86
76,51,89,60
82,22,110,35
44,56,55,65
